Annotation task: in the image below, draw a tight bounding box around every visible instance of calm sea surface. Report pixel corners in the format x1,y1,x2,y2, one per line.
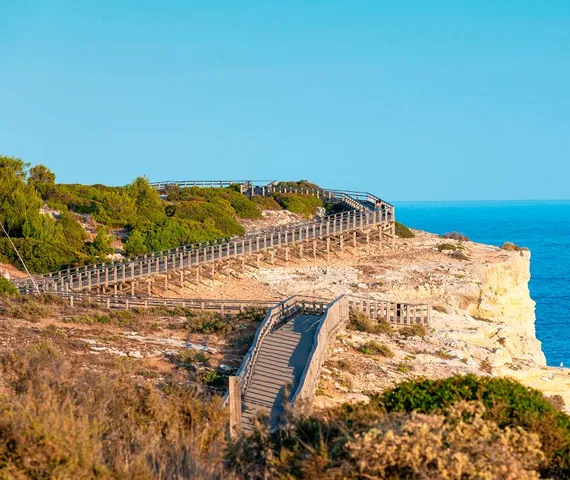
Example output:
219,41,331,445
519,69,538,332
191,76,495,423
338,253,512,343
395,201,570,367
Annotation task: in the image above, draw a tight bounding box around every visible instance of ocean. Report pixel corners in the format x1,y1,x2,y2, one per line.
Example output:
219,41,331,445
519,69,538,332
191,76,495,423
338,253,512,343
395,200,570,367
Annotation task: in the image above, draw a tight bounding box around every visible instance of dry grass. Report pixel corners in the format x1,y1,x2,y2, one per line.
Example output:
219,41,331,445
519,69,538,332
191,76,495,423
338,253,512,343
348,309,394,335
399,324,428,338
0,342,230,479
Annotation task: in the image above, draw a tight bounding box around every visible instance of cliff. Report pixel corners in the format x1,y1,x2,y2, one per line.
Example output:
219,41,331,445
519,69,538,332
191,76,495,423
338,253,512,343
161,222,566,408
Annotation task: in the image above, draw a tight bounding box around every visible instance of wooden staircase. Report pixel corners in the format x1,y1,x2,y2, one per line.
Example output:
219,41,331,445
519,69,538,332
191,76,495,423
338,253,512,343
241,314,322,432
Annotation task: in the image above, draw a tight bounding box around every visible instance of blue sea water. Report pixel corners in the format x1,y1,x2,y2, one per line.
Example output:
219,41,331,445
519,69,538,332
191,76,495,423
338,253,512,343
394,201,570,367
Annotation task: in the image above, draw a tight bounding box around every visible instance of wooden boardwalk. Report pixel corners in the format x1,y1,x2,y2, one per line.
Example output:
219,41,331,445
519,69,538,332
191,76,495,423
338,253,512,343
14,182,395,295
228,294,430,435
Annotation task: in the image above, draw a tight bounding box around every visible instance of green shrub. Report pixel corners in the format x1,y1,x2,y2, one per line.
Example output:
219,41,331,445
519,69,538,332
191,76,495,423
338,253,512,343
395,221,414,238
348,309,393,335
438,243,457,251
174,201,245,236
87,227,114,256
0,277,20,298
380,374,570,475
399,324,428,337
442,231,470,241
184,311,240,336
271,193,323,217
501,241,528,252
360,341,394,358
251,195,282,210
276,180,323,191
229,195,262,219
0,237,79,274
450,249,469,261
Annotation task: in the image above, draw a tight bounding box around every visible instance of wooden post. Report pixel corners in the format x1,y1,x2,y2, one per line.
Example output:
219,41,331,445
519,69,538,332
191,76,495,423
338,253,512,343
313,240,317,259
326,237,330,261
353,231,357,249
147,280,151,296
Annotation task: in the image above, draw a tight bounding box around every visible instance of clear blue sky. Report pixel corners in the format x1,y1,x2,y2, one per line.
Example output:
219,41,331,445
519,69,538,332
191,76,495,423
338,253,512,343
1,1,569,201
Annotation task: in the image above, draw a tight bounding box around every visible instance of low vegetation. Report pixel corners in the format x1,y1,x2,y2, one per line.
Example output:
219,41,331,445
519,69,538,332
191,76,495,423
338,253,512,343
0,344,228,479
360,340,394,357
442,231,470,242
229,374,568,479
399,323,428,337
395,221,414,238
0,277,20,298
271,192,323,217
347,309,394,335
501,241,528,252
437,242,457,251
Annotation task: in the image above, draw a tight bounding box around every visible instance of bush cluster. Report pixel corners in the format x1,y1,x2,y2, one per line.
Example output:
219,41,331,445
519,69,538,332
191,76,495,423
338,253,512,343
347,309,393,335
442,231,470,241
395,221,414,238
271,193,323,217
0,277,20,298
229,375,570,479
501,241,528,252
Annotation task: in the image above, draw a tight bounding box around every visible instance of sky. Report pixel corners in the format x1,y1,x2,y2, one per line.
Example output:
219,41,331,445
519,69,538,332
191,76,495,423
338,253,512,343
1,1,569,201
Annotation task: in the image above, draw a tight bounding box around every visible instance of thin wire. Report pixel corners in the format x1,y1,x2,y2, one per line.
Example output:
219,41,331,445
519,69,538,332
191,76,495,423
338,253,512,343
0,222,40,295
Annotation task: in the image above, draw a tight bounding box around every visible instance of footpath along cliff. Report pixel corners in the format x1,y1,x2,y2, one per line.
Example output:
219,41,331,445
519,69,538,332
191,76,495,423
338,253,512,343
167,216,569,408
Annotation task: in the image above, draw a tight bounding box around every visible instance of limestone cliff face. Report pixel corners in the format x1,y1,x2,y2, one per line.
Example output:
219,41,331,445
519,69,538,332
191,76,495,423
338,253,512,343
462,250,546,366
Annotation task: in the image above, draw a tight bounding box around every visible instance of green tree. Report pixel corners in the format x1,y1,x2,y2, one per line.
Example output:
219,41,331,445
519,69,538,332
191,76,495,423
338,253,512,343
28,164,56,198
88,227,114,256
0,155,43,236
124,230,148,256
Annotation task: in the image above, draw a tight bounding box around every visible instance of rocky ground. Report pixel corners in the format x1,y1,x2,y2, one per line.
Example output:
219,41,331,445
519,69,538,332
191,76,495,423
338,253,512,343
162,225,570,410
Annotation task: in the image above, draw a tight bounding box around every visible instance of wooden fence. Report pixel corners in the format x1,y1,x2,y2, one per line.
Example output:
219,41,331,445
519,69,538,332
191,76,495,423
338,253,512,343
347,294,431,326
57,292,277,314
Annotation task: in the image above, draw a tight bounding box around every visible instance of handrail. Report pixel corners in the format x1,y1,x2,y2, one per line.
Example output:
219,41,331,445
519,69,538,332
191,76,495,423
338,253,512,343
57,291,278,312
223,294,330,406
14,207,391,294
290,295,349,405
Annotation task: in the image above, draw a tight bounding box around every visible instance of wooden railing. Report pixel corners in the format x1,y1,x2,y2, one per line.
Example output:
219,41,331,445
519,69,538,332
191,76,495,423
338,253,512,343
290,294,431,407
57,292,277,313
14,207,391,294
290,295,349,404
225,295,328,404
347,294,431,326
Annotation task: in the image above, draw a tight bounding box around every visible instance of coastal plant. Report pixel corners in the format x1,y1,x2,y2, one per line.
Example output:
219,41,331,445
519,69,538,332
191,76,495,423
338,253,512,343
360,341,394,358
501,241,528,252
442,231,470,241
0,277,20,298
252,195,282,210
379,374,570,476
437,243,457,251
271,193,323,217
399,324,428,337
395,221,414,238
348,309,393,335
